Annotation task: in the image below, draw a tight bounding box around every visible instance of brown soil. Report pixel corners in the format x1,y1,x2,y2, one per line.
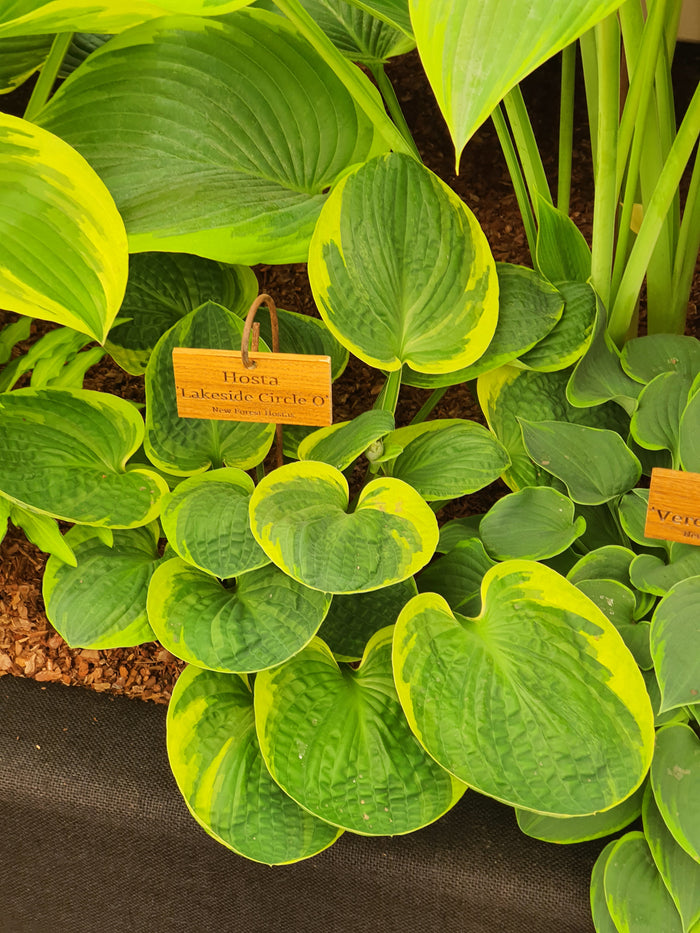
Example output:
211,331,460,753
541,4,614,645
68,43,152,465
1,43,698,703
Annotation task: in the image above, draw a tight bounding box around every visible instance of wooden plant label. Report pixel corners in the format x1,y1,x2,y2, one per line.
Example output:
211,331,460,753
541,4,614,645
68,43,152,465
172,348,332,426
644,467,700,546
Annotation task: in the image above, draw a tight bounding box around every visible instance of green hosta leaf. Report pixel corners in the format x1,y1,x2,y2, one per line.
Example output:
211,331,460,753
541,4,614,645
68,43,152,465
43,524,162,648
0,1,254,38
107,253,257,375
255,629,466,834
575,578,652,670
159,468,268,578
680,389,700,472
309,151,498,374
249,460,438,593
0,388,167,526
0,327,91,394
0,316,31,365
516,280,596,372
479,486,586,560
385,419,509,500
416,538,496,616
167,665,342,864
393,561,654,815
590,840,624,933
343,0,411,34
297,410,395,471
317,578,416,661
436,516,484,552
520,419,641,505
621,336,700,384
144,301,274,475
0,113,127,343
651,724,700,863
650,577,700,713
59,32,112,76
38,12,387,264
535,197,591,285
516,783,644,844
642,670,690,729
631,550,700,598
477,365,629,490
604,832,683,933
630,372,692,457
409,0,625,162
619,489,666,550
0,34,52,92
147,558,330,673
400,262,563,388
644,784,700,933
568,545,636,587
8,503,76,566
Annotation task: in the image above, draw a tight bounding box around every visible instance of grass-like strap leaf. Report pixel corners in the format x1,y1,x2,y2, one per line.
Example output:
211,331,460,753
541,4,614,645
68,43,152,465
0,113,127,343
254,629,465,835
393,560,654,815
167,665,342,864
249,460,438,593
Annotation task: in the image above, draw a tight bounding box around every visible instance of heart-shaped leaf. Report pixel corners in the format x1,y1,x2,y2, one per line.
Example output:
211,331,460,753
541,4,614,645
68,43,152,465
0,112,127,342
0,388,168,526
255,629,466,835
144,301,274,475
309,151,498,374
159,468,268,578
651,724,700,863
479,486,586,560
393,560,654,815
516,783,644,844
631,550,700,597
621,336,700,383
297,410,395,471
631,371,692,457
43,524,163,648
37,12,387,264
650,577,700,713
167,664,342,864
249,460,438,593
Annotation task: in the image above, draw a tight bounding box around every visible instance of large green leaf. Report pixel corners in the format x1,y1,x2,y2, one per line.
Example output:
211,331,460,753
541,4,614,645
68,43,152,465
0,112,127,342
249,460,438,593
630,549,700,598
393,560,654,815
479,486,586,560
308,151,498,374
651,724,700,864
147,557,330,672
0,387,167,526
107,252,258,375
680,388,700,472
159,468,268,578
297,410,395,471
167,665,342,864
650,577,700,714
630,372,692,458
416,538,495,617
575,578,652,670
621,336,700,384
0,34,52,91
590,840,624,933
144,301,274,475
516,280,596,372
409,0,625,162
255,629,466,834
43,524,162,648
37,12,388,264
0,0,254,38
516,783,644,844
343,0,411,34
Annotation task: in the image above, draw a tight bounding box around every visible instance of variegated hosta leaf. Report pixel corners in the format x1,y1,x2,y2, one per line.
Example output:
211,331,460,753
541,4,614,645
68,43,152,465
343,0,412,35
144,301,274,475
254,630,466,834
0,34,52,92
147,558,330,673
384,419,510,500
519,419,641,505
308,151,498,374
575,578,652,670
642,671,690,729
621,335,700,383
643,784,700,932
0,388,168,526
651,724,700,864
37,12,388,264
650,576,700,713
401,262,563,388
8,502,76,566
603,832,684,933
167,665,342,864
535,197,591,285
159,468,268,579
0,113,127,343
317,578,416,661
297,410,395,471
0,0,254,39
479,486,586,560
107,252,258,375
59,32,112,76
43,524,163,648
516,280,596,372
515,783,644,844
630,371,693,457
477,365,630,490
409,0,626,161
590,840,626,933
416,538,496,617
393,560,654,815
249,460,438,593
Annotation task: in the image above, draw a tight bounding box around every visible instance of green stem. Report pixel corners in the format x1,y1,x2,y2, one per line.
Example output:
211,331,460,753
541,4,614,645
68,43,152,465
272,0,414,158
373,368,402,415
503,84,552,207
491,104,538,263
557,43,577,214
410,387,448,425
24,32,73,121
370,63,421,161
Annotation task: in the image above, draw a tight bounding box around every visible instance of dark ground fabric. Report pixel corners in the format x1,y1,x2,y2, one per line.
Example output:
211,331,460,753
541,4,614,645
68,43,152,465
0,676,603,933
